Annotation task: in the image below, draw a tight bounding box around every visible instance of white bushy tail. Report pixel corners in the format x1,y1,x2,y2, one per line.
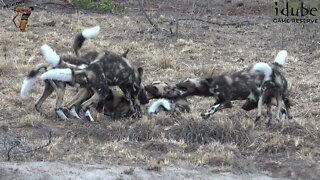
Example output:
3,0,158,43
20,63,48,100
82,26,100,39
148,99,172,114
41,44,60,67
41,68,73,82
20,77,37,99
74,26,101,56
274,50,288,66
250,62,273,81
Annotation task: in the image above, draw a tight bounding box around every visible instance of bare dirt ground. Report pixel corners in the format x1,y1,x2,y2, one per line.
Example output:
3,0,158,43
0,0,320,179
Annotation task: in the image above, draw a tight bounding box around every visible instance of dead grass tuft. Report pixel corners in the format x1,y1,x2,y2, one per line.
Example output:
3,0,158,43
167,116,251,145
128,118,158,141
143,140,169,153
156,54,178,70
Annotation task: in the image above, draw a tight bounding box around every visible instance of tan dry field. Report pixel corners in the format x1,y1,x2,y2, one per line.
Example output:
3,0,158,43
0,0,320,179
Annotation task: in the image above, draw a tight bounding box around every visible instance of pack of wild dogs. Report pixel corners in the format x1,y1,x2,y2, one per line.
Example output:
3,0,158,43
20,26,293,126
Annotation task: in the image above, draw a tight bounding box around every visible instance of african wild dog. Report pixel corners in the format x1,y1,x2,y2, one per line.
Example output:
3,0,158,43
66,85,149,120
144,81,190,115
40,44,149,121
176,62,272,119
20,26,101,120
255,50,293,126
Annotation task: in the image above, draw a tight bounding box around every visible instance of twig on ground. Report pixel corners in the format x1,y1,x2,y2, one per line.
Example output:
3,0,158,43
138,0,160,32
7,143,19,161
41,2,72,9
159,18,253,27
23,131,53,153
6,131,53,161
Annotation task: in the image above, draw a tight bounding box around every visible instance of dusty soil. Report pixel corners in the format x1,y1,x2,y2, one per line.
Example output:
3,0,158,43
0,162,287,180
0,0,320,179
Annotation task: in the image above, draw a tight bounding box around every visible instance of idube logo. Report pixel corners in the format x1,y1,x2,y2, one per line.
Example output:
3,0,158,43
273,0,319,23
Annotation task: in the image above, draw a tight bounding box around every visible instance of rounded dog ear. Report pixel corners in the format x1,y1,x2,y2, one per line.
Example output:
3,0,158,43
121,49,130,58
137,67,143,80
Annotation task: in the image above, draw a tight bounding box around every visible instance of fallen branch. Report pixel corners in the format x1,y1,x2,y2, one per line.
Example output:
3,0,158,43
6,131,53,161
23,131,53,154
138,0,159,32
7,143,20,161
41,2,72,9
158,18,253,27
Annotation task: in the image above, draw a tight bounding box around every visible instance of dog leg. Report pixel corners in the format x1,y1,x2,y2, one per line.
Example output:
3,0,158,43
81,92,103,122
283,95,293,122
201,104,220,119
201,100,232,119
35,80,54,112
124,90,141,118
66,88,91,119
55,82,67,121
255,95,264,124
275,93,283,121
265,102,272,127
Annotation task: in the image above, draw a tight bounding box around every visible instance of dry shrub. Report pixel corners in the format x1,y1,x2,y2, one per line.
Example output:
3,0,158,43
143,140,169,153
0,62,18,77
259,134,292,154
153,114,176,126
128,118,158,141
197,142,237,167
167,116,251,145
157,56,177,70
254,132,304,154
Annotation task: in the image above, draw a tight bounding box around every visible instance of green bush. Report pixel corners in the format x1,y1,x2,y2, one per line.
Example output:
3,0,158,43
73,0,124,13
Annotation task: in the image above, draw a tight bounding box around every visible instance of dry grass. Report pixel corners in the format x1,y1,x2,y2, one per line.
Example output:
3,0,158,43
0,1,320,179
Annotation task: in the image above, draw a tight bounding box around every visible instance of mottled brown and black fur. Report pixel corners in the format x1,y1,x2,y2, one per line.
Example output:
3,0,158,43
176,68,265,119
60,49,149,119
255,62,292,126
23,52,99,119
69,86,148,119
145,81,191,114
23,28,131,120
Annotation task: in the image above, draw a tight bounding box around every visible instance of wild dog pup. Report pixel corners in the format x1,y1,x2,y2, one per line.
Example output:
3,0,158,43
68,85,149,120
20,26,101,120
255,50,293,126
176,63,272,119
145,81,190,115
40,46,149,121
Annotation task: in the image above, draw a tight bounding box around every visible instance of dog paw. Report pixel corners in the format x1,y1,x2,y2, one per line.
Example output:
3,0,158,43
69,106,81,119
288,117,295,123
201,113,210,120
265,118,272,127
84,109,94,122
56,108,68,121
35,105,41,112
254,116,261,123
132,111,142,118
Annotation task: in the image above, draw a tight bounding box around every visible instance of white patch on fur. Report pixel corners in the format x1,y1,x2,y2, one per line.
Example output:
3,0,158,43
148,98,172,114
224,75,233,85
250,62,272,81
82,26,100,39
204,104,220,116
69,106,81,119
56,109,68,121
85,110,94,122
274,50,288,66
40,68,73,82
40,44,60,67
152,80,161,85
77,64,88,69
20,77,37,100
